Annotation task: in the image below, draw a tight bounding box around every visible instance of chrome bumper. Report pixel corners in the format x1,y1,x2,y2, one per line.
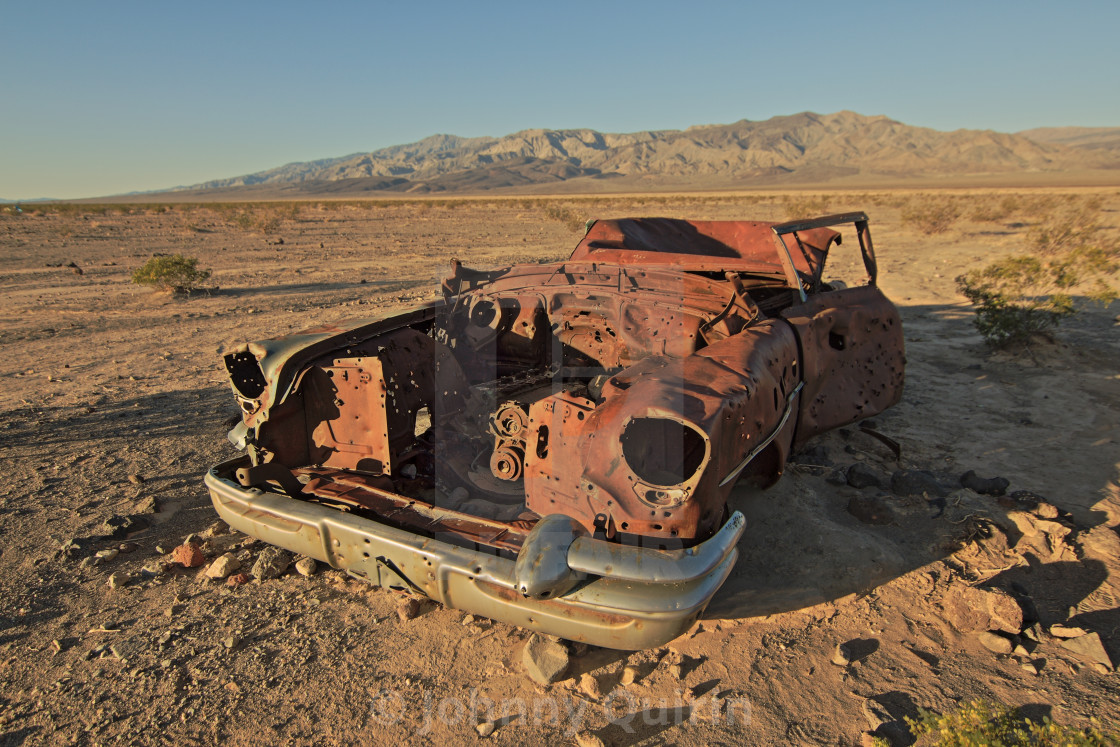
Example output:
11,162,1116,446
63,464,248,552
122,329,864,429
204,457,744,650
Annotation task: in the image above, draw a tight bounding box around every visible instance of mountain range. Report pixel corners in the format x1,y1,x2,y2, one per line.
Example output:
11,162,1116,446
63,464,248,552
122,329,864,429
171,111,1120,196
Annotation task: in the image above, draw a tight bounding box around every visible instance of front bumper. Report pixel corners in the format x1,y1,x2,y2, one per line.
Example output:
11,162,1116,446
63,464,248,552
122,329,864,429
205,457,744,650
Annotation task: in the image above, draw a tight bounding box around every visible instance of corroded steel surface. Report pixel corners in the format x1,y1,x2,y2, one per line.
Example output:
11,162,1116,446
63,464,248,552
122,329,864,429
218,212,904,553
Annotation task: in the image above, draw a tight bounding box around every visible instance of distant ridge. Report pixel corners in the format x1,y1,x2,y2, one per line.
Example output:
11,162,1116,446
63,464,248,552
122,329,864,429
166,111,1120,196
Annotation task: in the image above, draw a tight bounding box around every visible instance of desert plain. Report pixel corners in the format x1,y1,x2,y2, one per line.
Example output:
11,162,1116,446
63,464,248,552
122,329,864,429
1,189,1119,745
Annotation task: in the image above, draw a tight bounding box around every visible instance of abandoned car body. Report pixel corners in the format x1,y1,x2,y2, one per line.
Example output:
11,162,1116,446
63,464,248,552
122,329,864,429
205,211,905,649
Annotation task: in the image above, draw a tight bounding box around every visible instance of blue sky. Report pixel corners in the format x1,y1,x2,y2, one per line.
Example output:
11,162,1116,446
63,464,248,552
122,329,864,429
1,0,1117,199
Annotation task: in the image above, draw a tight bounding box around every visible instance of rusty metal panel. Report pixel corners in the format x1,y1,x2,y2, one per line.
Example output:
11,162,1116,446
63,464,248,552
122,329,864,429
522,321,800,541
781,285,905,443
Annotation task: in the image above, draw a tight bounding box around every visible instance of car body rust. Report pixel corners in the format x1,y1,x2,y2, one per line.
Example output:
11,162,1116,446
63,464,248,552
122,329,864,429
205,210,905,649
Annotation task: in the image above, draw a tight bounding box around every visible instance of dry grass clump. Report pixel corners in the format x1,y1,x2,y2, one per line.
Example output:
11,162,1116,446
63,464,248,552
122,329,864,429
901,196,962,234
781,194,831,220
542,203,588,232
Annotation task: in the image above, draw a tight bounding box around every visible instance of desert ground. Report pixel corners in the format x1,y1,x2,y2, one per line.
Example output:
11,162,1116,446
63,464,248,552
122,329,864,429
1,189,1118,746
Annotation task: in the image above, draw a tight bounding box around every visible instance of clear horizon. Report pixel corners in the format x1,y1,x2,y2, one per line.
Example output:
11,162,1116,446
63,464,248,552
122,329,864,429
2,0,1118,200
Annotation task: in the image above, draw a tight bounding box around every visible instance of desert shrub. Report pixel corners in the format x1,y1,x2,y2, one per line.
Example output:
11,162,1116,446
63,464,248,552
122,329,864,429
906,699,1117,746
902,197,962,234
781,194,831,220
543,204,586,232
131,254,211,293
957,246,1116,347
1028,197,1103,255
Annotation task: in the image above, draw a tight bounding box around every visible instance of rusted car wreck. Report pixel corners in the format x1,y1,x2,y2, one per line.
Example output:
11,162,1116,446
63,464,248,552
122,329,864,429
205,211,905,649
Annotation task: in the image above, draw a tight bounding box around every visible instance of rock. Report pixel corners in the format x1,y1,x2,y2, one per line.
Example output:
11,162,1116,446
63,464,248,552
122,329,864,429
140,561,169,578
226,573,250,587
132,496,157,514
171,543,206,568
831,642,853,666
578,673,603,700
574,732,605,747
521,634,569,685
847,463,882,489
847,495,893,525
942,586,1025,634
117,542,139,554
94,548,119,563
294,557,317,577
127,474,145,485
619,665,637,686
251,547,291,579
793,444,832,467
1050,625,1088,639
475,721,496,737
107,572,128,589
396,597,422,622
890,470,948,498
977,631,1014,655
201,521,229,538
1033,502,1060,520
205,553,241,580
825,469,849,486
1021,660,1039,675
960,470,1009,496
668,663,683,679
861,697,892,731
1060,632,1113,670
100,514,148,540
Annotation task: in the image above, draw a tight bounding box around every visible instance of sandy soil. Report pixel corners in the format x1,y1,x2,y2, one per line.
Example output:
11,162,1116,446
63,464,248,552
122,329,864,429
1,191,1118,746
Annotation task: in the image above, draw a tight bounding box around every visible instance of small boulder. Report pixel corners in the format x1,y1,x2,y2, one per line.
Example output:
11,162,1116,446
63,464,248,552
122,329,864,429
574,732,605,747
578,673,603,700
294,557,317,577
106,572,128,589
396,597,422,621
100,514,148,540
846,463,882,489
171,543,206,568
619,665,638,686
960,470,1010,496
226,573,250,587
1049,625,1087,639
1033,502,1060,520
475,721,496,737
831,642,853,667
942,586,1024,634
1060,632,1113,670
251,546,291,580
521,634,569,685
977,631,1014,655
205,553,241,580
891,470,948,498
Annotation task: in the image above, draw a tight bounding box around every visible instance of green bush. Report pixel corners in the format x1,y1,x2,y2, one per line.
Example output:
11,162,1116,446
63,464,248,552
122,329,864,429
907,699,1117,746
957,196,1117,348
131,254,212,293
957,248,1116,348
